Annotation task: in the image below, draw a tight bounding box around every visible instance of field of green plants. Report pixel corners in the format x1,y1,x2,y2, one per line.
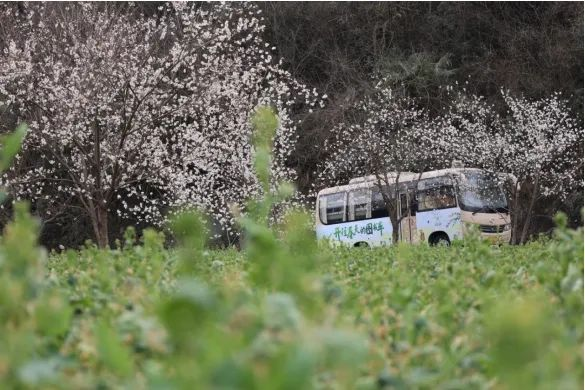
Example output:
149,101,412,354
0,111,582,389
0,202,582,389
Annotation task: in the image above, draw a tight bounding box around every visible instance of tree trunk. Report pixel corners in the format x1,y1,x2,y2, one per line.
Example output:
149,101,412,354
510,182,521,244
91,113,109,248
382,191,399,245
380,193,399,245
390,215,399,244
519,175,540,244
90,204,110,248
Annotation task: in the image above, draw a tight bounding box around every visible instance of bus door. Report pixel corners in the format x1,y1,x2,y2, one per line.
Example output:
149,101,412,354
398,191,418,243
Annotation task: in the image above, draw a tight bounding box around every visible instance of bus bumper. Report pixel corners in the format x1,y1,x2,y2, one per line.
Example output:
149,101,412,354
480,230,511,244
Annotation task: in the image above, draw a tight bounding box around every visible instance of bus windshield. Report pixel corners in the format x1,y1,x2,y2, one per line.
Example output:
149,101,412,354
457,170,508,213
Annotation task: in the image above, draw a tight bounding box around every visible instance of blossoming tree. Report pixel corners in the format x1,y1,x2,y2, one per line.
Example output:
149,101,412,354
437,88,583,243
314,82,444,244
0,3,317,247
500,91,583,242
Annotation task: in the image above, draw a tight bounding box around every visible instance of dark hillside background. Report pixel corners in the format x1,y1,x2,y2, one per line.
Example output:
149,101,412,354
262,2,582,109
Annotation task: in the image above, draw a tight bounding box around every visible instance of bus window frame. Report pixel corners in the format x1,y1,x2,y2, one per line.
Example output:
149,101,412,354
318,191,348,225
416,185,458,212
348,188,372,221
371,185,393,219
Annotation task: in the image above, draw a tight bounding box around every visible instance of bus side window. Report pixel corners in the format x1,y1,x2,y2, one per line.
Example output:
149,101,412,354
348,189,371,221
371,188,389,218
319,192,346,224
417,186,457,211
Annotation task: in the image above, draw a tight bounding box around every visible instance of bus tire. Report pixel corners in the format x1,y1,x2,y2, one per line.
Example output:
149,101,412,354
354,242,369,248
429,233,450,247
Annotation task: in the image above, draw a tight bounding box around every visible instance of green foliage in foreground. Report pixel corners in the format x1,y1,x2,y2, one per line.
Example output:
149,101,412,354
0,208,581,389
0,115,581,389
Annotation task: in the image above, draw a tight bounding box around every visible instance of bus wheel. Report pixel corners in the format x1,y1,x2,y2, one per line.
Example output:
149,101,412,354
429,233,450,247
354,242,369,248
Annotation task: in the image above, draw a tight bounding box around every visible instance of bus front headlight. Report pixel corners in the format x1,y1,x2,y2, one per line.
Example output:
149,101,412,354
503,224,511,231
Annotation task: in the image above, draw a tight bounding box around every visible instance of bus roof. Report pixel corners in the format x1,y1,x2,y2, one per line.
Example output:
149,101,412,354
316,168,483,197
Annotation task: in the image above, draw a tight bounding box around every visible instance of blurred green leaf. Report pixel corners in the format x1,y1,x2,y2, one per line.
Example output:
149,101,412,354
95,321,134,377
0,123,26,172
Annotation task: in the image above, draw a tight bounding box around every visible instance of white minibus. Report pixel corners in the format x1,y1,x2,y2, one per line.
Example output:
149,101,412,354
315,168,511,246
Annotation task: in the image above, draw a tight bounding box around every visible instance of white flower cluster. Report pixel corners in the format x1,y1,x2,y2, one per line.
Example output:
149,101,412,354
314,75,582,205
0,3,320,238
313,82,445,191
436,88,583,199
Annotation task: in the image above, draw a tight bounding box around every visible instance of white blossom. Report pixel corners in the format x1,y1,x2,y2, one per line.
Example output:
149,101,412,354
0,3,318,245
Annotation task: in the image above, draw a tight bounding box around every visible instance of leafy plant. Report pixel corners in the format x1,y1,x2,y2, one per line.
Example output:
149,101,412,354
0,120,581,388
